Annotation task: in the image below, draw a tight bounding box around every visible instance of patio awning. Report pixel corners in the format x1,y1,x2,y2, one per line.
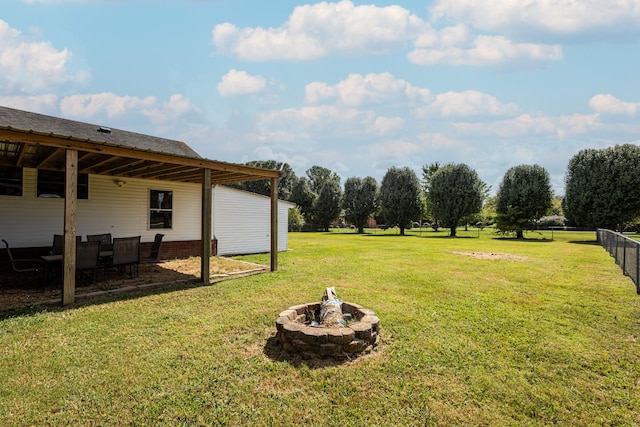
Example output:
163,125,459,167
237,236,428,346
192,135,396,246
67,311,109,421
0,106,281,184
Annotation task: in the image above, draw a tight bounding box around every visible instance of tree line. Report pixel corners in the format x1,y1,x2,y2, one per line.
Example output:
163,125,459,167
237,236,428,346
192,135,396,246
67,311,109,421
231,144,640,237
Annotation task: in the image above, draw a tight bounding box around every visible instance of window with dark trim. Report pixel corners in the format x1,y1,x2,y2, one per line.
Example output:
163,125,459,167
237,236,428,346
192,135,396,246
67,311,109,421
37,170,89,199
0,166,23,196
150,190,173,229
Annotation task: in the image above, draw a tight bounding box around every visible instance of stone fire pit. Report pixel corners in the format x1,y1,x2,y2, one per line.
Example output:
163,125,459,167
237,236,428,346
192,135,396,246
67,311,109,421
275,299,380,359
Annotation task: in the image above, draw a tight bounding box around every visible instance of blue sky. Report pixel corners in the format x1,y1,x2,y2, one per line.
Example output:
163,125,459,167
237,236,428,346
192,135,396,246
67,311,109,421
2,0,640,195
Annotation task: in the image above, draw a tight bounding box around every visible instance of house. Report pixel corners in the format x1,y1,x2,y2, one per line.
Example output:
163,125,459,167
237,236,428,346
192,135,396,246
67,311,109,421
0,105,285,304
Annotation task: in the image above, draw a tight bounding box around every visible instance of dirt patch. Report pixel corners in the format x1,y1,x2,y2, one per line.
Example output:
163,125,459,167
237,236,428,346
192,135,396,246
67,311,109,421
0,257,266,311
452,251,528,261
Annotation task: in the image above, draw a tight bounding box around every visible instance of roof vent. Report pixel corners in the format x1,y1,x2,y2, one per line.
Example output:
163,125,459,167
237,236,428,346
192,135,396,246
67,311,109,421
97,126,112,134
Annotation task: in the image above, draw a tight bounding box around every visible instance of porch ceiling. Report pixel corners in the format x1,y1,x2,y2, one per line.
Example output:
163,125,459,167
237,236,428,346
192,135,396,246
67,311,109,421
0,128,281,185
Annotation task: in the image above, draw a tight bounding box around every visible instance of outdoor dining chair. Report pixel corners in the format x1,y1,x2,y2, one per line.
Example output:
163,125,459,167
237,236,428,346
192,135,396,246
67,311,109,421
140,233,164,264
87,233,112,251
109,236,141,278
51,234,81,255
2,239,45,288
76,241,102,285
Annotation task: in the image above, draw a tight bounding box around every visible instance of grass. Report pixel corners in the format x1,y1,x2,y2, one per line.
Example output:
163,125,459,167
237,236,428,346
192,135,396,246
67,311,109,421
1,229,639,426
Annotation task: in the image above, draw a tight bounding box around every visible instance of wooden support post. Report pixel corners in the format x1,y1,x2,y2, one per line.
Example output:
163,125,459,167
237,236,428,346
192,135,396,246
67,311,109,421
270,177,278,272
62,149,78,306
201,169,212,284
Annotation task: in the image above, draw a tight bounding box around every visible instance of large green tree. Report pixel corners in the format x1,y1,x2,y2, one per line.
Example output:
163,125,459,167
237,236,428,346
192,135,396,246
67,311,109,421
229,160,296,200
380,167,422,236
343,176,380,233
495,164,553,239
289,177,316,224
429,163,483,237
314,178,342,231
294,165,342,230
564,144,640,230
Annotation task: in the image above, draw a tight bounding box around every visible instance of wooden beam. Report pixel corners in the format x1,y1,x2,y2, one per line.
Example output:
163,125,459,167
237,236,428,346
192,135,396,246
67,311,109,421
62,149,78,306
201,169,212,284
35,147,63,169
270,177,278,272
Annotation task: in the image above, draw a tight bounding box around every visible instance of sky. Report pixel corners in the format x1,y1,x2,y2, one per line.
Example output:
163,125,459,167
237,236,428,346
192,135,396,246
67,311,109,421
2,0,640,195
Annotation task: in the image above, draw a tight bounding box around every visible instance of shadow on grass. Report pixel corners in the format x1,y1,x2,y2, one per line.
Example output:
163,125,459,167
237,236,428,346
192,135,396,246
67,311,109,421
0,263,267,321
491,237,554,243
568,240,600,245
262,335,375,369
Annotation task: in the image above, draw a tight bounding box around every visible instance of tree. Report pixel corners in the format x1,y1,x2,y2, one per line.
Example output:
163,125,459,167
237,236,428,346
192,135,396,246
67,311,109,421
343,176,380,233
288,206,305,232
314,178,342,231
564,144,640,230
495,164,553,239
290,177,316,224
380,167,422,236
421,162,441,230
429,163,483,237
229,160,296,200
306,165,340,194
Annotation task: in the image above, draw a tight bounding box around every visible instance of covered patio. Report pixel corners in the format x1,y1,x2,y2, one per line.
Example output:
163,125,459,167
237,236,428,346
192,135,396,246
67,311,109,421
0,106,281,305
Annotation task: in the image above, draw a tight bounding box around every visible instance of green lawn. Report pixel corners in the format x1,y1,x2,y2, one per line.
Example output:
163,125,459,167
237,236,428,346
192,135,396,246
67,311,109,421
1,230,639,426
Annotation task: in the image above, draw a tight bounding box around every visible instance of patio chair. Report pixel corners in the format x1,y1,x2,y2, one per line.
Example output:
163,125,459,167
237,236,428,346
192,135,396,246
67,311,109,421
51,234,81,255
87,233,112,251
109,236,141,278
2,239,45,288
140,233,164,264
76,241,102,285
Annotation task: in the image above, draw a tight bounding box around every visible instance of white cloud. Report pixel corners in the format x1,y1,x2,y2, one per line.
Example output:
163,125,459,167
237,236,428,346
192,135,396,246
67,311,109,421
59,92,157,119
451,113,600,137
409,34,562,68
417,90,518,117
258,105,375,134
416,132,459,149
372,116,405,135
0,94,58,114
429,0,640,37
0,19,90,94
589,94,640,115
217,69,267,97
142,94,201,124
212,0,425,61
305,73,430,107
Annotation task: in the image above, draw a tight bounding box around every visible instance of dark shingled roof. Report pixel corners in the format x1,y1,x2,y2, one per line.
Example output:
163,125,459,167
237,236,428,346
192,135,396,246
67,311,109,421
0,105,201,158
0,105,281,184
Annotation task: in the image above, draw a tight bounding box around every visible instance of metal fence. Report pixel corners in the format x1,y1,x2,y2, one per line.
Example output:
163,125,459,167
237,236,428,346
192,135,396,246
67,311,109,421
596,228,640,294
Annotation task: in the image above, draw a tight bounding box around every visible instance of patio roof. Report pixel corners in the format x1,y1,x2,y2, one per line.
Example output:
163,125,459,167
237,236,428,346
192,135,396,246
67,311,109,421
0,105,281,184
1,105,281,305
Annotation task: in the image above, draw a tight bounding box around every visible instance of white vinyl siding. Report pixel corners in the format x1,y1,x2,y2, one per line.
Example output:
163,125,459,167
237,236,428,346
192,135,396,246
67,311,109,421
0,169,200,248
212,186,293,256
1,169,292,254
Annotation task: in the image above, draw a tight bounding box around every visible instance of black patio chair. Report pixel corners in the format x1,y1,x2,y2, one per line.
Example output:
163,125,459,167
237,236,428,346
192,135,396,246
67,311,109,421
2,239,45,289
76,241,101,285
87,233,112,251
51,234,81,255
140,233,164,264
109,236,141,278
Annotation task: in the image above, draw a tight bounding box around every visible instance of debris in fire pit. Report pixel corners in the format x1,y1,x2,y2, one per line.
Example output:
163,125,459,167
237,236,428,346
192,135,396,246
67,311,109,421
275,287,380,360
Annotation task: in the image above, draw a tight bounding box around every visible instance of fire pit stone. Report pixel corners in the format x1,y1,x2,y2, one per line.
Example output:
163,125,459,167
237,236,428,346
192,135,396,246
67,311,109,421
275,298,380,359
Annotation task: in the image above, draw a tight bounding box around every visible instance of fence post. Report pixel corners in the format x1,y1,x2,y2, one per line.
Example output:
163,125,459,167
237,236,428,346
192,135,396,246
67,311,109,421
622,237,626,273
637,247,640,295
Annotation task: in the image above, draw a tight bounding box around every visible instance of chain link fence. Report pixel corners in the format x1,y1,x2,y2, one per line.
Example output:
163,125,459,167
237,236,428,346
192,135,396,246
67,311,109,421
596,228,640,294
